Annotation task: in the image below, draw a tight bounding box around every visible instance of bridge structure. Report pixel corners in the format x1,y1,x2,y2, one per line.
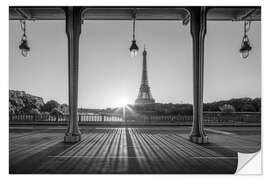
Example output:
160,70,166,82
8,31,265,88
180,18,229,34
9,7,261,145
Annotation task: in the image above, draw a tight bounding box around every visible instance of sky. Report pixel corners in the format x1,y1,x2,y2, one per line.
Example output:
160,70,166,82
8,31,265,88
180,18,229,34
9,19,261,109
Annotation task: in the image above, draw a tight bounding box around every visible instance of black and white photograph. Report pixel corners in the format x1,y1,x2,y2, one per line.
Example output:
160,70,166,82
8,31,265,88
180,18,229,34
7,4,262,175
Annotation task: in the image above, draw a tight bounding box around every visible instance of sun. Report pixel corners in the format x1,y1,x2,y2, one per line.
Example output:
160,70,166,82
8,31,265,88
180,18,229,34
114,96,130,107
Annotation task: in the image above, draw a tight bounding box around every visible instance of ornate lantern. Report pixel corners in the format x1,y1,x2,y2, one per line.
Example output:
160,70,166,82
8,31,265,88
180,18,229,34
129,10,139,57
19,20,30,57
239,21,252,59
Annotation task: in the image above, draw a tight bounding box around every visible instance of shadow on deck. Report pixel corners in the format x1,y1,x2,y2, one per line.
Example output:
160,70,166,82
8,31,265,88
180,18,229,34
9,127,260,174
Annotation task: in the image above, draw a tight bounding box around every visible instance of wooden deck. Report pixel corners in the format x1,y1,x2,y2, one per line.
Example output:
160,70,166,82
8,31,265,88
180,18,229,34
9,126,260,174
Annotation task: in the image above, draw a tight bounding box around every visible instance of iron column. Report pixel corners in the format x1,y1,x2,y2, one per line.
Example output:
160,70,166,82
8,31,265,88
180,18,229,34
64,7,82,143
188,7,208,144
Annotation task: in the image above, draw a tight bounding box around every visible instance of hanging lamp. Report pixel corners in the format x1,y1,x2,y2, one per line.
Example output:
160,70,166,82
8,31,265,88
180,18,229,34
19,20,30,57
129,10,139,57
239,21,252,59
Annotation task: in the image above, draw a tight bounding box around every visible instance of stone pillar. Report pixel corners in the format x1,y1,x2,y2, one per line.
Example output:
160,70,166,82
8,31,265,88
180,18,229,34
64,7,82,143
188,7,208,144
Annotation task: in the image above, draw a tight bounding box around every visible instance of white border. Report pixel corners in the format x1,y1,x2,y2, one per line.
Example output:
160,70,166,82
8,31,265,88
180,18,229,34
1,0,268,179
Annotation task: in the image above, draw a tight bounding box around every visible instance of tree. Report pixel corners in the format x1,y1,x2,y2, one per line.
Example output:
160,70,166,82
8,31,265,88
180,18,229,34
50,108,64,116
42,100,60,112
252,98,261,112
59,104,69,114
229,98,252,111
29,108,41,115
50,108,64,122
9,90,45,114
241,103,256,112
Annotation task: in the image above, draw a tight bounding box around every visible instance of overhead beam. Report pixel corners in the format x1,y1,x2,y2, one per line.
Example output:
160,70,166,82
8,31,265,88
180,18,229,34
182,14,190,25
14,8,32,20
9,7,261,21
237,8,258,21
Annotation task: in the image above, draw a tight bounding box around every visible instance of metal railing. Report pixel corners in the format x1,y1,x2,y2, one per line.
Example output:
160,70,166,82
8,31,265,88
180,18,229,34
9,112,261,126
9,114,123,123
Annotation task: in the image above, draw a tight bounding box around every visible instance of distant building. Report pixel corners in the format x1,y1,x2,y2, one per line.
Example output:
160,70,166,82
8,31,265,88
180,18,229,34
219,104,236,112
135,46,155,105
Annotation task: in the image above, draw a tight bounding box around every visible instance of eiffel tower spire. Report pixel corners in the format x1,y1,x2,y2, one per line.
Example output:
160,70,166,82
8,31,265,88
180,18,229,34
135,46,155,105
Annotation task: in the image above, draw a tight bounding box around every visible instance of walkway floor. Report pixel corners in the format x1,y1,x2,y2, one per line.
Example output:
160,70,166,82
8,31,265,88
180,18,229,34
9,126,260,174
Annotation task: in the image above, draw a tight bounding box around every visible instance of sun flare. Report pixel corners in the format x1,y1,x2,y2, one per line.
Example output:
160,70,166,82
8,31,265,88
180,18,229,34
114,96,130,107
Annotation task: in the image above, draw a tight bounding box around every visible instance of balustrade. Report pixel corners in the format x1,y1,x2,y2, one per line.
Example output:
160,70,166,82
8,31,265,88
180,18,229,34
9,112,261,125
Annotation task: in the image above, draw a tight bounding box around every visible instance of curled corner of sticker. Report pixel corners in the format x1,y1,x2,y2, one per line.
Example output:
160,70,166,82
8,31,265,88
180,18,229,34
236,150,262,175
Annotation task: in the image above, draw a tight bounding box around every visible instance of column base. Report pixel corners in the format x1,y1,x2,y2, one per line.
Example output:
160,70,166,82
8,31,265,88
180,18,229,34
189,135,208,144
64,133,81,143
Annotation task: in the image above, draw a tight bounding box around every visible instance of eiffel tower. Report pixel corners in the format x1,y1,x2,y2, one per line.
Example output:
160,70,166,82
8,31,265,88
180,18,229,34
135,46,155,105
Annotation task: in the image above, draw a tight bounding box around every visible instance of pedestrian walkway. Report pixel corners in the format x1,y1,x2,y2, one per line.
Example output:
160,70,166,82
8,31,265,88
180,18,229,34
9,126,260,174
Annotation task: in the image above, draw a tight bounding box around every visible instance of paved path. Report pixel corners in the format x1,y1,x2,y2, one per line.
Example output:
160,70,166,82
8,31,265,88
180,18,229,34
9,126,260,174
